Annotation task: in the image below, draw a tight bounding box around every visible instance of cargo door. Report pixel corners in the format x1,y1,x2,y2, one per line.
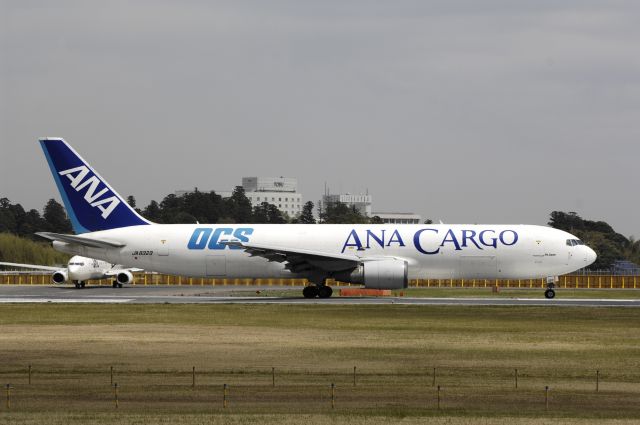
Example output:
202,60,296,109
157,239,169,256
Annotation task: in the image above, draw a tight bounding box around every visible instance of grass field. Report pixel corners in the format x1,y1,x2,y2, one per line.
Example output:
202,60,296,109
0,304,639,424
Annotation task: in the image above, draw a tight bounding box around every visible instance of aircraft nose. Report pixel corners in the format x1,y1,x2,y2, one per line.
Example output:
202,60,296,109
585,246,597,266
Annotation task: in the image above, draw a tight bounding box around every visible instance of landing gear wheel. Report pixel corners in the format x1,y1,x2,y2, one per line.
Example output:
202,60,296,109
318,286,333,299
544,289,556,299
303,285,319,298
118,283,123,288
74,281,81,289
80,282,86,288
112,281,118,288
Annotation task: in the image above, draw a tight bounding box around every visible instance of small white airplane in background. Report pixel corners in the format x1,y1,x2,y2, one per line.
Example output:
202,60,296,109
0,256,142,288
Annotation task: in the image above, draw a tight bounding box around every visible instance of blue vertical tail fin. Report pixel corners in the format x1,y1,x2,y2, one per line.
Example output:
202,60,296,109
40,138,152,234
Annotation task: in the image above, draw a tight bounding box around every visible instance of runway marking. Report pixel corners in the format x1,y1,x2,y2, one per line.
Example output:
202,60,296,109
0,292,638,307
0,297,133,303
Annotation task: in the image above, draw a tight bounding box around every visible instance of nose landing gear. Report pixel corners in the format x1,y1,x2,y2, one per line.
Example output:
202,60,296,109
544,279,556,299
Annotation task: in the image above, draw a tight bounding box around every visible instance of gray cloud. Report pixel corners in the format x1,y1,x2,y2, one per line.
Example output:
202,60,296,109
1,1,638,236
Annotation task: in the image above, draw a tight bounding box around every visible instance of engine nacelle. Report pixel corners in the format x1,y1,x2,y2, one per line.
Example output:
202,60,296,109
116,270,134,285
52,270,68,284
337,259,409,290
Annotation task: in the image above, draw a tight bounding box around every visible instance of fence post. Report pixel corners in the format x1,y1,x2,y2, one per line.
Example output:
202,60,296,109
113,383,119,409
437,385,441,410
515,368,518,389
223,384,228,408
272,367,275,387
5,384,12,410
545,386,549,410
432,367,436,386
28,365,32,385
353,366,357,386
110,366,113,385
192,367,196,388
331,383,335,408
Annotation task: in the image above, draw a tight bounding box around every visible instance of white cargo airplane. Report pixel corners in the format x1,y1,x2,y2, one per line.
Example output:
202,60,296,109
0,256,141,288
35,138,596,299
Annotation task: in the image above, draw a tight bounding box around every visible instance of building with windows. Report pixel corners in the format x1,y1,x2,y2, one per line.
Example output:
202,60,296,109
241,177,302,218
321,193,372,217
320,192,421,223
177,176,303,218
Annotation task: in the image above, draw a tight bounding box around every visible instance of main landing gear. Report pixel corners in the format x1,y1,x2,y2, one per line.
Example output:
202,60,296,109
544,281,556,299
73,281,86,289
112,280,123,288
302,284,333,299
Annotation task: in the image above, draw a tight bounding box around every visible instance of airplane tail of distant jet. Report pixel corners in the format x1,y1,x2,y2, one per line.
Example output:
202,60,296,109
40,138,152,234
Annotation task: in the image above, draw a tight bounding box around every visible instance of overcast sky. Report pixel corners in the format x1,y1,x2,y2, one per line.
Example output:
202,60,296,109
1,1,638,237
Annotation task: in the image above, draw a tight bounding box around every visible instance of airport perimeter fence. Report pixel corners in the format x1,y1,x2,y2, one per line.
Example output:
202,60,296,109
1,273,639,289
1,365,639,414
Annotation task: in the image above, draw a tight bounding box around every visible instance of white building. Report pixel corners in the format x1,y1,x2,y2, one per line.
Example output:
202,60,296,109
322,193,372,217
178,176,303,218
371,212,422,224
242,177,302,218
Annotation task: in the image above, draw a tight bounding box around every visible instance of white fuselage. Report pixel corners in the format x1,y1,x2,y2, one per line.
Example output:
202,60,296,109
52,224,596,281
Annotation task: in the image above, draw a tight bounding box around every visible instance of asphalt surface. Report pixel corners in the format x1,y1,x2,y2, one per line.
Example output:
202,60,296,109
0,285,638,307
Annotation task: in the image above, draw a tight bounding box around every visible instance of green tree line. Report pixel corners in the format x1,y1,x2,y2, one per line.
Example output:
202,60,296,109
548,211,639,270
0,197,72,237
135,187,395,225
1,194,637,270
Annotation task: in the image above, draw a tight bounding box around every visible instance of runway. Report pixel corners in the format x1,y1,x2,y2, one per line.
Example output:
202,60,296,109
0,285,639,307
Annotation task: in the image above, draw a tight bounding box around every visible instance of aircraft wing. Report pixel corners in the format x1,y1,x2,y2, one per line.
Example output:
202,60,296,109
104,265,144,276
223,241,361,273
0,262,62,272
36,232,125,248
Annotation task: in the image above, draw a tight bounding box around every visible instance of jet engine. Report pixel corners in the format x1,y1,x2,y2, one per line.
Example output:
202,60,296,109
337,259,409,290
52,270,68,284
116,270,134,285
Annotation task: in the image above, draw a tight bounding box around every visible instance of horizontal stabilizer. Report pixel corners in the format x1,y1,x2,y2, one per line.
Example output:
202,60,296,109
36,232,125,248
105,266,144,275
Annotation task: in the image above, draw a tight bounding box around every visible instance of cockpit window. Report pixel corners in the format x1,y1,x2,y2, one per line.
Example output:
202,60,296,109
566,239,584,247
